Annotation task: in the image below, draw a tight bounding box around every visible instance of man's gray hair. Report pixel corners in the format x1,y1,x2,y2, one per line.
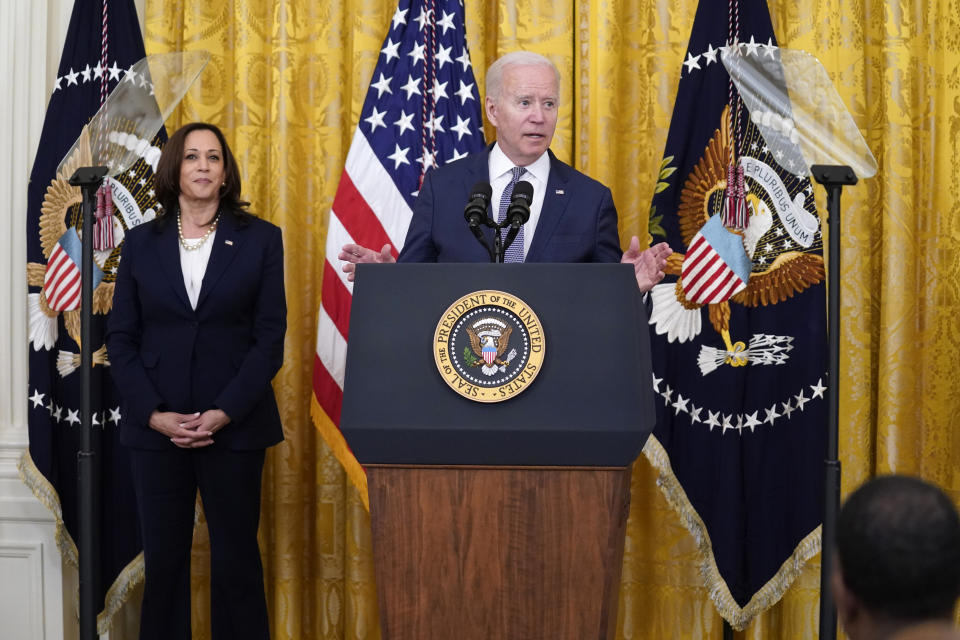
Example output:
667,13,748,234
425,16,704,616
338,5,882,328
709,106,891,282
485,51,560,102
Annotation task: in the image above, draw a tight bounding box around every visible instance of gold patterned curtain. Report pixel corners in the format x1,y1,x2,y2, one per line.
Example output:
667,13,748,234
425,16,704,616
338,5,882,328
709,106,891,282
136,1,960,638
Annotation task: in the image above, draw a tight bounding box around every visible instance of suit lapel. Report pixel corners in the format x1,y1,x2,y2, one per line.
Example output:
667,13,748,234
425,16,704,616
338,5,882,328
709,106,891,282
196,213,243,309
465,145,491,190
526,150,572,262
154,218,192,310
464,145,496,247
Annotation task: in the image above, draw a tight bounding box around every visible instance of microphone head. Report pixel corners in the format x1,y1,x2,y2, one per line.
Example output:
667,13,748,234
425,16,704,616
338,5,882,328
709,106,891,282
469,181,492,203
507,181,533,226
464,181,491,226
511,180,534,205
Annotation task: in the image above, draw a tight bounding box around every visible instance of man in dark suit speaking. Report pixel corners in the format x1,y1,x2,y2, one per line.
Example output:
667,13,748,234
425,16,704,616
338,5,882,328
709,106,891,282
340,50,671,290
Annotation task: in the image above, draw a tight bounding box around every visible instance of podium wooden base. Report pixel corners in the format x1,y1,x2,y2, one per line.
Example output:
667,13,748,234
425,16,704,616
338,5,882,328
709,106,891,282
366,465,632,640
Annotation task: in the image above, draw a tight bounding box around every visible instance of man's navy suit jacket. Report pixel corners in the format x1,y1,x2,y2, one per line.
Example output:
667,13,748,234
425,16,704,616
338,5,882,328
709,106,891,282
398,145,623,263
106,212,286,451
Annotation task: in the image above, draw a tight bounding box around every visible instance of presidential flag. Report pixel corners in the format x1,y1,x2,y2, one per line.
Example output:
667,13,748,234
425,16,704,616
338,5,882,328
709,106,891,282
20,0,165,630
312,0,486,503
642,0,827,628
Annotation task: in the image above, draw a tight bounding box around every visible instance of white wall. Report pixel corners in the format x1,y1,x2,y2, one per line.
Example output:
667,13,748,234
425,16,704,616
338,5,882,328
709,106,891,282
0,2,145,639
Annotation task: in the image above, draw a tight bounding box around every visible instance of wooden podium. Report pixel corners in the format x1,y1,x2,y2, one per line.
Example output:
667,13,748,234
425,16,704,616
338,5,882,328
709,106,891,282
342,264,655,639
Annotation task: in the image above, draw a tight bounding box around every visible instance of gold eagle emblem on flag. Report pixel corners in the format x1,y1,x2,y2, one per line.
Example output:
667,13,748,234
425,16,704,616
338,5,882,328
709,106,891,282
650,106,825,371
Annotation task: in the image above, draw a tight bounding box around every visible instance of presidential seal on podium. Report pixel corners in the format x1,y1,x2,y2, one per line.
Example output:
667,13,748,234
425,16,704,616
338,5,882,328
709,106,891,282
433,290,545,402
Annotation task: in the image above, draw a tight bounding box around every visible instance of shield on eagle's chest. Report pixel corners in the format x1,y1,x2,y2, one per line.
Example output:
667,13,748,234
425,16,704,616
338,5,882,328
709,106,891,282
681,215,750,305
482,342,496,365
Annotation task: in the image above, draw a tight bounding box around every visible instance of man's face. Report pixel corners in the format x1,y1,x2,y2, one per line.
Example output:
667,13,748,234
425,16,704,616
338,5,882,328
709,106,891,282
485,63,559,167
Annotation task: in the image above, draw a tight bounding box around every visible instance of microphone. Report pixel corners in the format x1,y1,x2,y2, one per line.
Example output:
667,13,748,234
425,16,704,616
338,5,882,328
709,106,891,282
463,182,492,227
463,181,495,262
506,180,533,227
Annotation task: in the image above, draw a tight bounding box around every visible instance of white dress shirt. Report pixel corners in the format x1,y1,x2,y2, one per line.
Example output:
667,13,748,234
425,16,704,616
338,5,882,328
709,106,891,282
488,143,550,259
179,230,216,310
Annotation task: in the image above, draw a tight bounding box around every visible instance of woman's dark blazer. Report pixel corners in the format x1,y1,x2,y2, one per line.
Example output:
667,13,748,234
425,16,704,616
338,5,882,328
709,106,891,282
106,211,286,450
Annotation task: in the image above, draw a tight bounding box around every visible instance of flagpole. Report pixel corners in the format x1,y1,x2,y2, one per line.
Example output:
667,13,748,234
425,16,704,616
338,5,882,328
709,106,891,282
811,164,857,640
723,620,734,640
70,165,109,640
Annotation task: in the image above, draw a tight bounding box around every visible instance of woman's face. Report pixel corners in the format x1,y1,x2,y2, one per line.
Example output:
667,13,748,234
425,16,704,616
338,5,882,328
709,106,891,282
179,128,226,206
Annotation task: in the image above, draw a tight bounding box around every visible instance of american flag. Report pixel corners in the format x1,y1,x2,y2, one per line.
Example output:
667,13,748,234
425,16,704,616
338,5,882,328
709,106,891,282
312,0,486,500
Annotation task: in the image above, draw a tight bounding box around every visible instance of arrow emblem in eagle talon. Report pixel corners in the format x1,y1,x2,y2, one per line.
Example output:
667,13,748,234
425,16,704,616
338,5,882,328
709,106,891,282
725,341,749,367
498,348,518,372
697,333,795,375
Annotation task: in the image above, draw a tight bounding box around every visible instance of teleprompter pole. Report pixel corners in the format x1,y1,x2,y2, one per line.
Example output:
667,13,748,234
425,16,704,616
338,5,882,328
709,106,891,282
810,164,857,640
69,165,109,640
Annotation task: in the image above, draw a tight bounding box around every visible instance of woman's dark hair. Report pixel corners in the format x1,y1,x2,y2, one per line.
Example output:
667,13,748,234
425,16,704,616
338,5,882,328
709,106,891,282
153,122,251,227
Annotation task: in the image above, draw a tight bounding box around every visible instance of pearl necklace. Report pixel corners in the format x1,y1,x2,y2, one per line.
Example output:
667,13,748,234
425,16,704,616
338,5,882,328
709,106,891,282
177,211,220,251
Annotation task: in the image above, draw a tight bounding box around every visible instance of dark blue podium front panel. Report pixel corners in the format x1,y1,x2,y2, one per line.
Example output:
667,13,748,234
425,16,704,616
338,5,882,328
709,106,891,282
340,263,655,466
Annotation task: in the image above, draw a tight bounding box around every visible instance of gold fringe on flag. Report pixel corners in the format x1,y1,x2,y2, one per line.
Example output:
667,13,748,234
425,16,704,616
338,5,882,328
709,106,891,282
310,395,369,511
17,449,145,634
642,435,822,630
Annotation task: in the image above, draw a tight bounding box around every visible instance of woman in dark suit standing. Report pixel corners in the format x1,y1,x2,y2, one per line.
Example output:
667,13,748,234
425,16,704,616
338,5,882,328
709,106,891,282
107,122,286,640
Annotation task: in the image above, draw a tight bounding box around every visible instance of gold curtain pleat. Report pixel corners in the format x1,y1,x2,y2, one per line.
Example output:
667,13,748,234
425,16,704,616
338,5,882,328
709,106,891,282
135,1,960,638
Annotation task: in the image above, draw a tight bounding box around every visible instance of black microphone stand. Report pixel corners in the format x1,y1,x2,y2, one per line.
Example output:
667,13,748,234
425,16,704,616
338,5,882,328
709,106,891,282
500,223,523,262
491,220,505,263
491,218,525,263
465,217,495,262
68,164,109,640
464,214,521,264
470,193,528,263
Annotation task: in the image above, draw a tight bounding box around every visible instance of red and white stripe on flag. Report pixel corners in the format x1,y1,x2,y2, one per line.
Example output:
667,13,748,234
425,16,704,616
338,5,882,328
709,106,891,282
312,130,412,500
43,239,83,311
681,232,747,305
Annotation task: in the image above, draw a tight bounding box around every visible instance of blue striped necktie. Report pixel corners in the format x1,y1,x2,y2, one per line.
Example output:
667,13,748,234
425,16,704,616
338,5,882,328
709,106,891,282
496,166,526,262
